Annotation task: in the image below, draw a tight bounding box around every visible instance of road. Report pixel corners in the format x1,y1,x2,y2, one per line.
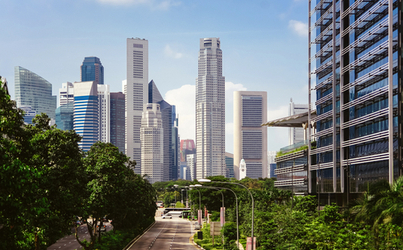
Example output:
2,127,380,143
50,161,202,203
127,211,199,250
47,222,113,250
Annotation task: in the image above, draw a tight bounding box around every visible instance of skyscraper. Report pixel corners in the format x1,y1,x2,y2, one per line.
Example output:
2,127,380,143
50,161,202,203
110,92,125,153
59,82,74,106
81,57,104,85
73,81,98,152
289,99,309,145
141,103,163,184
233,91,268,179
126,38,148,174
98,84,110,142
14,66,57,120
148,80,179,181
308,0,400,203
55,102,74,130
196,38,226,179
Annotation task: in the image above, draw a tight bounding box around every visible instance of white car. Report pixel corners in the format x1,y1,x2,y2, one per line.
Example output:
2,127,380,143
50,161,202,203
162,215,172,219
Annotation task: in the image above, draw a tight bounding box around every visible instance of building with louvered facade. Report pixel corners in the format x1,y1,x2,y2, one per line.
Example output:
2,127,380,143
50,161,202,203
233,91,267,180
308,0,400,205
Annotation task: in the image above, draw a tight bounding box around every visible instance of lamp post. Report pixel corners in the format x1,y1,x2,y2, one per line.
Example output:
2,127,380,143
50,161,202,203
190,185,202,226
174,184,178,205
199,179,253,250
195,184,239,249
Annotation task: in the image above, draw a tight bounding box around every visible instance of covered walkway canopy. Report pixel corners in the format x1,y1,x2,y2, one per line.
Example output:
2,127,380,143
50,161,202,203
261,110,316,128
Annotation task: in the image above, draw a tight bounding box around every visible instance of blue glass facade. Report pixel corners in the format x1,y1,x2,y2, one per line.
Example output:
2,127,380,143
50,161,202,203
309,0,401,200
14,66,57,120
81,57,104,85
110,92,125,153
73,82,98,152
55,102,74,130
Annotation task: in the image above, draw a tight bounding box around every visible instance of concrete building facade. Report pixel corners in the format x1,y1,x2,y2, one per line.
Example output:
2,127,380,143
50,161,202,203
233,91,267,179
196,38,226,179
126,38,149,174
140,103,163,184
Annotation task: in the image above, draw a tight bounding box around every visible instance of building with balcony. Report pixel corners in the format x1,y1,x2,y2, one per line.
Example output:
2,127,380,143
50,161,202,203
264,110,315,193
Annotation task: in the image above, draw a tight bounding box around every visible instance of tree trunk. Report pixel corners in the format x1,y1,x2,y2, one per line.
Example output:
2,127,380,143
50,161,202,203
35,232,39,250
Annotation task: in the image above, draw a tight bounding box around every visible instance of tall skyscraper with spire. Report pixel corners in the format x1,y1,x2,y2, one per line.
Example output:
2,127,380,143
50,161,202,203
195,38,226,179
126,38,148,174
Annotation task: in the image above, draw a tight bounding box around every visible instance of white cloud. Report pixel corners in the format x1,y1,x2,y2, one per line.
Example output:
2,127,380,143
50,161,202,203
95,0,180,10
225,81,247,104
164,84,195,141
164,45,183,59
288,20,308,37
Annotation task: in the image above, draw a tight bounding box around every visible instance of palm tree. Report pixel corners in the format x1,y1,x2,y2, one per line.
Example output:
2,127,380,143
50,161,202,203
351,176,403,228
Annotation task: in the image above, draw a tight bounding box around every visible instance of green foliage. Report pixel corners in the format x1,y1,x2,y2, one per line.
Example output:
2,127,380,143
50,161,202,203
294,195,318,214
0,85,156,250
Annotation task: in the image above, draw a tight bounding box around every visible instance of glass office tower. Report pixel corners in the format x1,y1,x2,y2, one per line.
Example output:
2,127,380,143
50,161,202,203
81,57,104,85
14,66,57,120
308,0,400,204
110,92,125,153
55,102,74,130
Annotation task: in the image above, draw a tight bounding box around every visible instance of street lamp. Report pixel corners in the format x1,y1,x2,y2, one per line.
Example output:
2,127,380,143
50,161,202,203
174,184,178,205
195,184,240,249
199,179,252,250
190,185,202,226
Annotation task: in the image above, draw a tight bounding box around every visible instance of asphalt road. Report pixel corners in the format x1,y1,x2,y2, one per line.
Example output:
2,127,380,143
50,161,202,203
128,214,199,250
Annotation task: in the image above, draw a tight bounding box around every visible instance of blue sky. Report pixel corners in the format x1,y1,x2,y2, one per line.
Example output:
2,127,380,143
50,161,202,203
0,0,309,153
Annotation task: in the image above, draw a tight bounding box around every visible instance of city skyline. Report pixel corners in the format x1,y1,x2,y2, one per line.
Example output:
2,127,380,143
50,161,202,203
1,0,309,152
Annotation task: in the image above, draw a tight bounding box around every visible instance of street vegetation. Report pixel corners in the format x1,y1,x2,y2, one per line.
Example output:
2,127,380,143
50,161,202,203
155,176,403,249
0,84,156,250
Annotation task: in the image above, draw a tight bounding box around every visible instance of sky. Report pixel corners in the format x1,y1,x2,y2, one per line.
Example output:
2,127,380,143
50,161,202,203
0,0,309,153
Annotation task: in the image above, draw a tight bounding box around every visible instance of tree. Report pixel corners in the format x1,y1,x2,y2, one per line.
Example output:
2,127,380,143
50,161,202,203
0,83,85,249
76,142,153,250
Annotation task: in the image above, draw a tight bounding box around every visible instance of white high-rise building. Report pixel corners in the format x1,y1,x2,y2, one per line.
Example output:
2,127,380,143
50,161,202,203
73,81,98,152
186,154,196,181
233,91,267,180
289,99,309,145
59,82,74,106
140,103,163,184
126,38,148,174
195,38,226,179
98,84,110,143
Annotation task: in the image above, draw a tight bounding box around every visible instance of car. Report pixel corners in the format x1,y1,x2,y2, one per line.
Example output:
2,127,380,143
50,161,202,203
162,215,172,219
97,224,106,232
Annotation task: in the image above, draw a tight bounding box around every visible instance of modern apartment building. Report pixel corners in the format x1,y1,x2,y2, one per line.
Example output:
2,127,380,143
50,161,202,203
308,0,400,204
110,92,125,153
196,38,226,179
289,99,309,145
140,103,163,184
98,84,110,143
14,66,57,120
126,38,149,174
81,57,104,85
233,91,268,179
73,81,98,152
